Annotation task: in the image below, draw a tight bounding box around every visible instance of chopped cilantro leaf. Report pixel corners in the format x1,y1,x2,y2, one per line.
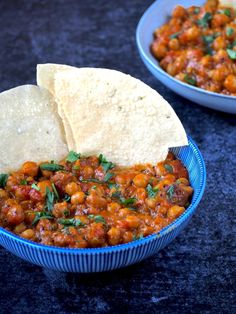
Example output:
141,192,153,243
164,164,173,173
226,27,234,37
227,49,236,59
0,173,8,188
66,151,81,163
104,172,114,182
88,215,106,224
184,74,197,86
20,179,27,185
58,218,85,227
202,35,214,43
99,154,115,173
146,184,159,198
31,183,40,191
197,12,212,28
40,163,64,172
45,187,56,212
32,212,53,225
193,7,200,14
167,185,175,200
63,194,71,202
170,31,181,39
52,183,59,200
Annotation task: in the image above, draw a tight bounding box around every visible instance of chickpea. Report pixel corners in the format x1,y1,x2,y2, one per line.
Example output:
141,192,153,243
224,74,236,93
115,173,132,185
200,55,212,68
211,67,229,83
185,26,200,41
65,182,80,196
123,231,133,243
107,227,121,246
52,201,68,218
41,169,52,178
71,191,86,205
37,180,52,197
107,202,121,213
0,189,8,199
133,173,149,188
172,5,186,18
145,198,156,209
167,205,185,219
168,38,180,50
119,207,132,217
14,223,26,234
125,215,140,229
21,229,35,240
166,63,178,76
6,203,25,225
212,14,230,28
135,188,147,202
177,178,189,185
81,166,94,179
213,37,226,51
21,161,39,177
151,42,168,59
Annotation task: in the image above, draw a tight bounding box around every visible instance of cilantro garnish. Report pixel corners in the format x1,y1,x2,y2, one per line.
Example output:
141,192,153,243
99,154,115,172
218,8,231,17
227,49,236,59
146,184,159,198
0,173,8,188
197,12,212,28
88,215,106,224
40,163,64,172
63,194,71,202
202,35,214,44
104,172,114,182
133,234,144,241
164,164,173,173
31,183,40,191
52,183,59,199
184,74,197,86
170,31,181,39
167,185,175,200
193,7,200,14
20,179,27,185
32,212,53,225
226,27,234,37
111,191,136,206
58,218,85,227
66,151,81,163
45,187,56,212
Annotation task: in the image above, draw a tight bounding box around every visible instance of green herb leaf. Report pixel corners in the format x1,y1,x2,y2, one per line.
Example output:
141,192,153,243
91,185,97,190
63,210,70,217
99,154,115,173
40,163,64,172
45,187,56,212
184,74,197,86
20,179,28,185
120,197,136,206
108,182,119,190
88,215,106,224
197,12,212,28
58,218,85,227
66,151,81,163
170,31,181,39
63,194,71,202
31,183,40,191
164,164,173,173
81,178,103,184
167,185,175,200
73,165,80,170
146,184,159,198
202,35,214,43
133,233,144,241
205,46,213,56
227,49,236,59
193,7,200,14
226,27,234,37
52,183,59,200
32,212,53,225
104,172,114,182
218,8,231,17
0,173,8,188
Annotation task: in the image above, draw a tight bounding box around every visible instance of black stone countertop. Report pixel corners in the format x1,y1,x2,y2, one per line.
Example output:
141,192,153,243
0,1,235,313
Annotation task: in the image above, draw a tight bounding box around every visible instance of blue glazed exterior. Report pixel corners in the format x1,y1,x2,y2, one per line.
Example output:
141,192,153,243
136,0,236,114
0,137,206,272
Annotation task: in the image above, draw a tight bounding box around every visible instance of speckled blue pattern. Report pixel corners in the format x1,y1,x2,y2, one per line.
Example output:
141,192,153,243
0,136,206,272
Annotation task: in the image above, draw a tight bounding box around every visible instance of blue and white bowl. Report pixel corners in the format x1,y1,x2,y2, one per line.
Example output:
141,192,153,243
136,0,236,114
0,136,206,272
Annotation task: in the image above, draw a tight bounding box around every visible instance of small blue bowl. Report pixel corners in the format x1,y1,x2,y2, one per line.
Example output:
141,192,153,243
136,0,236,114
0,136,206,272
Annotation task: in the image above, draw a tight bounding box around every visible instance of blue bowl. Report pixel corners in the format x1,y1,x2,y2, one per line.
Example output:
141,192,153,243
136,0,236,114
0,136,206,272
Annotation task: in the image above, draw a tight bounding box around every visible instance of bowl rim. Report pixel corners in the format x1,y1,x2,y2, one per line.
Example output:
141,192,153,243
0,136,206,254
136,0,236,100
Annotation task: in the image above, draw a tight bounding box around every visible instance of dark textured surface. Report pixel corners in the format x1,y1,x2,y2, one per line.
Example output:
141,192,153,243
0,1,235,313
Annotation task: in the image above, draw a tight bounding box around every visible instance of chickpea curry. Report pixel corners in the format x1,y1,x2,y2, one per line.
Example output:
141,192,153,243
0,151,193,248
151,0,236,95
